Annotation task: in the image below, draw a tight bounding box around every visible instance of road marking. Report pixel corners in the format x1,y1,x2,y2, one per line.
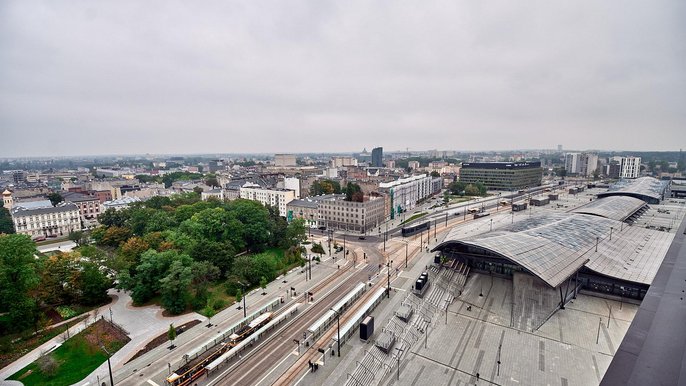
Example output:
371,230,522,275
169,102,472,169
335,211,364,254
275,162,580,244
147,380,160,386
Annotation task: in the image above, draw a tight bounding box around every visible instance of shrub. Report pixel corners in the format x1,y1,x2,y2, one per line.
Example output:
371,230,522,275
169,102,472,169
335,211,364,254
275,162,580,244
213,299,226,310
55,306,78,320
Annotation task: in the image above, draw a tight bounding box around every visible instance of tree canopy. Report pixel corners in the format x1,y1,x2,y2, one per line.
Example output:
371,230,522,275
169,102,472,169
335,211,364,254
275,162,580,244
91,194,306,315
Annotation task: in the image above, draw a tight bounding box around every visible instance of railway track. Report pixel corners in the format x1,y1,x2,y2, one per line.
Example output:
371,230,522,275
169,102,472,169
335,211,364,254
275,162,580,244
274,215,475,386
205,260,361,386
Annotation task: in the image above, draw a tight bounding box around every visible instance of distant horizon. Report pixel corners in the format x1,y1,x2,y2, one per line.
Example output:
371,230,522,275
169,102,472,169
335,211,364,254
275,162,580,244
1,147,682,161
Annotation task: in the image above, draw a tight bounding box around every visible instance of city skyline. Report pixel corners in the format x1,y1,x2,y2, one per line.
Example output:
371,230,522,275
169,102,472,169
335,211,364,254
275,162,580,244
2,1,684,157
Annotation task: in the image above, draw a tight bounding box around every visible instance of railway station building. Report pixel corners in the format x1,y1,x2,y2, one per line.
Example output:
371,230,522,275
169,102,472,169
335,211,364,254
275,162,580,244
432,178,681,318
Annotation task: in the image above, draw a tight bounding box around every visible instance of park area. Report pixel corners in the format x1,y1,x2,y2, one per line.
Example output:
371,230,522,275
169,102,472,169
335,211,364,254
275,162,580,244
7,319,129,386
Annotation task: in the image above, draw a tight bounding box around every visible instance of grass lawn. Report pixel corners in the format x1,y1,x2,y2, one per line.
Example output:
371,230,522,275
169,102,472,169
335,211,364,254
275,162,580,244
400,212,427,225
0,316,89,371
8,319,129,386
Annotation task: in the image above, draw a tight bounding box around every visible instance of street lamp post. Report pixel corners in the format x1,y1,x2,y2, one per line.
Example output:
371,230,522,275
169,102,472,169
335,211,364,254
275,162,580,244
343,233,346,258
101,345,115,386
331,308,341,357
238,281,247,318
405,242,408,268
384,222,388,251
386,260,393,298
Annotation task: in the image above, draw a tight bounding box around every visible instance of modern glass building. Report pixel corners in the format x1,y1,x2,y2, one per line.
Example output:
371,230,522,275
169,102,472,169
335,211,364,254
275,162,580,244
460,161,543,190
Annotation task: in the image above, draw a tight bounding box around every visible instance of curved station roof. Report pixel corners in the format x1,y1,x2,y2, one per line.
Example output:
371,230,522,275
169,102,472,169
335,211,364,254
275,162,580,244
433,213,612,288
571,196,648,222
596,177,667,203
434,209,676,288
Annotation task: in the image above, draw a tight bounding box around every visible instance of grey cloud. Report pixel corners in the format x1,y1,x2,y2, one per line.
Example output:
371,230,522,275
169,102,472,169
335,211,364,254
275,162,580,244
0,0,684,157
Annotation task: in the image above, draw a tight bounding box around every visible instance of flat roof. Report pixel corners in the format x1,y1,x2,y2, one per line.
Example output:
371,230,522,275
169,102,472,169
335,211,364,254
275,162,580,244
461,161,542,170
601,214,686,386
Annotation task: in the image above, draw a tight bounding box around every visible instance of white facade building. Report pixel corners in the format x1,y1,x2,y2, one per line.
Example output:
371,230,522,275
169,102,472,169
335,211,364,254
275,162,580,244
565,153,580,174
239,183,296,217
11,201,81,237
620,156,641,179
283,177,301,198
379,174,434,219
565,152,599,177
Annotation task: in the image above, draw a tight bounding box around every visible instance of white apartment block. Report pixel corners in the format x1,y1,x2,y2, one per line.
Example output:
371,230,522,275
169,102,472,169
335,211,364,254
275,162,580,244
11,202,81,238
565,153,580,174
620,156,641,179
239,183,296,217
379,174,435,219
565,152,599,177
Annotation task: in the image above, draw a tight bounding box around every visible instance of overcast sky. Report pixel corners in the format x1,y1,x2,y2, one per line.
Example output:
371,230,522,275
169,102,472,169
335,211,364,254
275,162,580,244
1,1,684,157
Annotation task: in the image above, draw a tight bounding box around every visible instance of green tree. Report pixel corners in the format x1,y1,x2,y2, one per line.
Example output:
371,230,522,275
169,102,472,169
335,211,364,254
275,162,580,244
311,242,325,257
160,259,193,314
235,288,243,303
100,226,132,247
0,234,40,332
189,239,235,277
345,183,363,202
284,218,307,247
464,184,480,196
68,230,88,246
430,171,440,177
47,192,63,207
75,262,112,306
205,174,220,188
0,207,14,234
448,181,467,196
99,208,129,228
260,276,267,295
168,323,177,348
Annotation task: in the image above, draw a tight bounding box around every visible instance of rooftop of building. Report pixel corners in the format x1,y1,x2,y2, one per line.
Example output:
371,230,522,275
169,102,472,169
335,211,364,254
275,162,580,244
11,201,79,216
433,193,686,288
378,174,429,188
597,177,668,202
461,161,542,169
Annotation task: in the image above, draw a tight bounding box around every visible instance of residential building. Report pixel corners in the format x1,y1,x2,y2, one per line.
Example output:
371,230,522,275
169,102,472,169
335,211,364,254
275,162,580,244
239,183,296,217
201,189,226,201
565,153,580,174
62,191,102,228
408,161,420,170
565,153,598,177
372,147,383,167
379,174,435,219
620,156,641,179
102,196,141,211
283,177,301,198
330,156,358,168
459,161,543,191
274,154,297,167
316,194,386,233
607,160,621,179
285,199,319,228
579,153,599,177
11,201,80,237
